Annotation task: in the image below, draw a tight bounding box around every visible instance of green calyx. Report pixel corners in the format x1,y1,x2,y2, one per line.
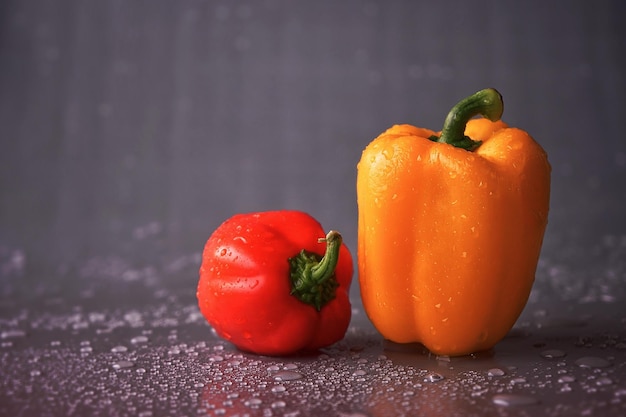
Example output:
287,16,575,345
289,231,343,311
430,88,504,151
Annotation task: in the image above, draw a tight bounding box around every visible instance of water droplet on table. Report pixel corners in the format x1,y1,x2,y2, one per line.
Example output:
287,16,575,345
274,371,304,381
1,329,26,339
575,356,612,368
111,360,135,370
111,345,128,353
423,373,444,383
509,377,527,385
271,400,286,409
244,398,262,407
487,368,506,377
131,335,149,344
540,349,566,359
271,384,287,393
596,376,613,386
492,394,540,407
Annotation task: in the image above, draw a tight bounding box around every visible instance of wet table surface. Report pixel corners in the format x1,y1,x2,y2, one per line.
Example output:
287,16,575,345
1,260,626,417
1,0,626,416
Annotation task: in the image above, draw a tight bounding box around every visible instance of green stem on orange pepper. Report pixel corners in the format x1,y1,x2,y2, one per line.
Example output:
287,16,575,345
431,88,504,151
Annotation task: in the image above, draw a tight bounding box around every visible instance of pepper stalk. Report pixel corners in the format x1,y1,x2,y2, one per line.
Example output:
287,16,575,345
289,231,343,311
431,88,504,151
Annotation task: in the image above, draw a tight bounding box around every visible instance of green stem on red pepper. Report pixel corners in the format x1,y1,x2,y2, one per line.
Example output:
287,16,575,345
289,230,342,311
430,88,504,151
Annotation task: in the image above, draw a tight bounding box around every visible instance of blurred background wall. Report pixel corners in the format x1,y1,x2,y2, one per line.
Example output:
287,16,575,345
1,0,625,302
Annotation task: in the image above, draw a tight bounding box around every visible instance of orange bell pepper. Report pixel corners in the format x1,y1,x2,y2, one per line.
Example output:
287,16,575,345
356,89,551,356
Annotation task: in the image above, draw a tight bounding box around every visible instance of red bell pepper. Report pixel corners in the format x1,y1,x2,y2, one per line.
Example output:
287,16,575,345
197,210,353,356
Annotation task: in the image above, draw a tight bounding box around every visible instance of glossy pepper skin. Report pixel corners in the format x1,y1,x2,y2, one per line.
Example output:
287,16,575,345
357,89,551,356
197,210,353,356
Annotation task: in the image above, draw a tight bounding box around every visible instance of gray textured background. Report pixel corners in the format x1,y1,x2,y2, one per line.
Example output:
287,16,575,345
1,0,625,303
